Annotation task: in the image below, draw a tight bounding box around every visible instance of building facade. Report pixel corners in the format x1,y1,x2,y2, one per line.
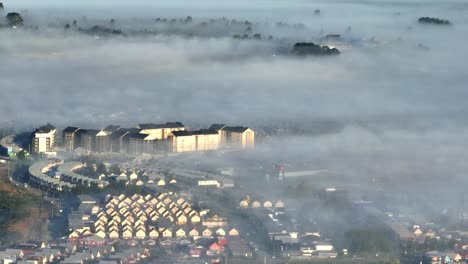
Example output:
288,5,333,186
33,124,56,153
169,130,219,153
63,127,81,151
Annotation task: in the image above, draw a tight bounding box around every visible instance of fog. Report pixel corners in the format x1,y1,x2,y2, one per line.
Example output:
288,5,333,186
1,0,468,208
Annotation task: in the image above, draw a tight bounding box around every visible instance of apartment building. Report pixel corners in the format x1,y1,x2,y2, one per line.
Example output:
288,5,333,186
209,124,255,148
137,122,185,140
95,125,120,153
32,123,56,153
80,129,100,153
127,133,157,155
168,130,219,153
63,127,81,151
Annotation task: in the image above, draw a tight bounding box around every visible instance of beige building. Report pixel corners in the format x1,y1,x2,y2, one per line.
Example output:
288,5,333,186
138,122,185,140
209,124,255,149
168,130,219,153
33,124,56,153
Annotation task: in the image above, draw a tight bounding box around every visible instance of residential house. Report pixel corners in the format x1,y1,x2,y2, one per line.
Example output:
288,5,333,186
202,228,213,237
215,227,226,237
175,228,187,238
228,227,239,236
161,229,173,238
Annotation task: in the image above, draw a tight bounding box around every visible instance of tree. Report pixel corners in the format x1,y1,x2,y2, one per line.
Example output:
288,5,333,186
6,12,24,27
109,164,120,175
292,42,340,56
0,3,4,11
345,229,394,254
64,24,70,30
17,150,26,160
418,17,451,25
96,162,106,175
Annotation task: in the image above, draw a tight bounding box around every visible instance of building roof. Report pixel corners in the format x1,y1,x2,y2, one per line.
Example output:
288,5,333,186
84,129,100,136
128,133,153,140
227,237,252,256
138,122,184,130
38,123,56,133
77,195,97,204
208,124,226,131
63,127,80,133
104,125,120,133
222,126,250,133
111,128,130,139
171,129,218,137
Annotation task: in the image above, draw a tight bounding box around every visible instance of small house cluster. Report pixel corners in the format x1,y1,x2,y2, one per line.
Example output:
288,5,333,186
68,193,238,242
0,243,150,264
239,196,285,209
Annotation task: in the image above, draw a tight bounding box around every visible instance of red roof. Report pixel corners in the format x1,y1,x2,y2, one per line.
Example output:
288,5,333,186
218,237,227,247
209,242,222,252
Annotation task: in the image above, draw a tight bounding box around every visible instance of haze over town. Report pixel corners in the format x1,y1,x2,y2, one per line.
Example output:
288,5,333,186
1,0,468,263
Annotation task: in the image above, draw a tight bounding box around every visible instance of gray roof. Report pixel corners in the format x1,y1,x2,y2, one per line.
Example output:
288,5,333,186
29,161,75,190
103,125,120,133
38,123,56,133
63,127,81,133
222,126,249,133
208,124,226,131
138,122,184,130
77,195,97,204
171,129,218,137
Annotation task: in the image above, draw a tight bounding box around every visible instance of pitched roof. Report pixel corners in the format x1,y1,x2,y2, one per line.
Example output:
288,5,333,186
38,123,56,133
209,124,226,131
84,129,100,136
63,127,80,133
171,129,218,137
138,122,184,130
128,133,153,140
111,128,130,138
222,126,249,133
104,125,120,133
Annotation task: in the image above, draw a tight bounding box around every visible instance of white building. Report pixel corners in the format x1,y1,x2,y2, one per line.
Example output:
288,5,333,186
33,123,56,153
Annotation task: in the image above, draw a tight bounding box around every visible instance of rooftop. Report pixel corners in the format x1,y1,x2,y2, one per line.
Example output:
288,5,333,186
138,122,184,130
171,129,218,137
222,126,250,133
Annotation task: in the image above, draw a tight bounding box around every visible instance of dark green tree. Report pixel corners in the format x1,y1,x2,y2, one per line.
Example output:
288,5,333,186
17,150,26,160
109,164,120,175
96,162,106,175
6,12,24,27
